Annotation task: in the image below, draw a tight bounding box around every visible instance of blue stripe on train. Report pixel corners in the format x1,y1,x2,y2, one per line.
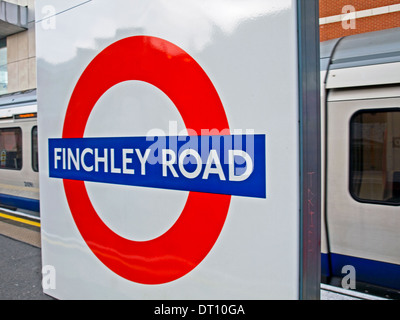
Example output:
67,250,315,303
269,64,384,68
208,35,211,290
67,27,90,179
322,252,400,290
0,193,40,212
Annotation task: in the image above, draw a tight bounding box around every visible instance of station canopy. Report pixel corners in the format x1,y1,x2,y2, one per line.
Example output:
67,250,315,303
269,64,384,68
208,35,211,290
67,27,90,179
0,1,27,39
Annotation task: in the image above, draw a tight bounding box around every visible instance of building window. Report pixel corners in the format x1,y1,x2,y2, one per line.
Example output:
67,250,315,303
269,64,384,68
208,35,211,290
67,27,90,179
0,39,7,95
0,127,22,170
350,109,400,205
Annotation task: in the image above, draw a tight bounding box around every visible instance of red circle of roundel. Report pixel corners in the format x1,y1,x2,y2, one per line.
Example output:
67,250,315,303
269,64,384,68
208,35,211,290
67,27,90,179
62,36,231,285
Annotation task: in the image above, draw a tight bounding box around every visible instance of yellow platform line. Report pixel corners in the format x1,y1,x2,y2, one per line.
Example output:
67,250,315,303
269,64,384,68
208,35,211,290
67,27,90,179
0,212,41,228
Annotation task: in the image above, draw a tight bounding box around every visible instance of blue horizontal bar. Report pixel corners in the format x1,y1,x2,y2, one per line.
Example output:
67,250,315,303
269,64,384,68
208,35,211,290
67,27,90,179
0,193,40,212
329,253,400,290
49,135,266,198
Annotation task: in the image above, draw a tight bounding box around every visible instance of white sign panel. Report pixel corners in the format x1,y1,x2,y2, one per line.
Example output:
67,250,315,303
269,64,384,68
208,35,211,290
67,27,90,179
36,0,319,300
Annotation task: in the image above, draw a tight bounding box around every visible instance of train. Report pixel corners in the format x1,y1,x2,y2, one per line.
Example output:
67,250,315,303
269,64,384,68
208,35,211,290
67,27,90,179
0,89,39,215
320,27,400,297
0,27,399,297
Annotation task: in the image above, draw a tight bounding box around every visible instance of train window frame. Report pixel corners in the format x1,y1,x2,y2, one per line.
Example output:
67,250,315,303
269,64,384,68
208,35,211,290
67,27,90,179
0,127,23,171
349,107,400,206
32,126,38,172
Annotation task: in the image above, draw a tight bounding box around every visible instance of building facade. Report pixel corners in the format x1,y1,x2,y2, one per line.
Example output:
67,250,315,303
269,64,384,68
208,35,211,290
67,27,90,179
0,0,35,96
320,0,400,41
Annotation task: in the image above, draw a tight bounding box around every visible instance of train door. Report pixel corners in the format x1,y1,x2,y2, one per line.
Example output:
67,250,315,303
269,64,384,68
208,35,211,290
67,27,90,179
325,86,400,291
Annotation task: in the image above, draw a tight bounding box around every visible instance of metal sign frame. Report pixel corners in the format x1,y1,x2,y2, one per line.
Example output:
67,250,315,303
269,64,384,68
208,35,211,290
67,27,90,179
297,0,321,300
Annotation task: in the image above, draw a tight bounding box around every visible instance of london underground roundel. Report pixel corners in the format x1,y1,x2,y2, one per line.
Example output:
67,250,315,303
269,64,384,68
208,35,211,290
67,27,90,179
61,36,232,285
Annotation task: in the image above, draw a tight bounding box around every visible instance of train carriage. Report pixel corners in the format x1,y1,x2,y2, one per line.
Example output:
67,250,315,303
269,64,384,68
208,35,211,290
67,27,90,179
0,90,39,215
321,27,400,295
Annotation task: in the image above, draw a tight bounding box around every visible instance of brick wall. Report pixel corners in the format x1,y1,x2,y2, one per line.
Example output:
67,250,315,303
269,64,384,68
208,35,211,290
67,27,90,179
320,0,400,41
320,0,400,17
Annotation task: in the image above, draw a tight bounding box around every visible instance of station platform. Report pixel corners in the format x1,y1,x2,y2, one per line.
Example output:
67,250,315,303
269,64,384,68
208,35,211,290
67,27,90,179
0,209,52,300
0,208,390,301
320,283,387,300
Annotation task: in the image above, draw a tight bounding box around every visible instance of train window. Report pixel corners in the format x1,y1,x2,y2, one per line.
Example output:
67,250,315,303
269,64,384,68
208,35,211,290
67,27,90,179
32,126,38,172
0,127,22,170
350,109,400,205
